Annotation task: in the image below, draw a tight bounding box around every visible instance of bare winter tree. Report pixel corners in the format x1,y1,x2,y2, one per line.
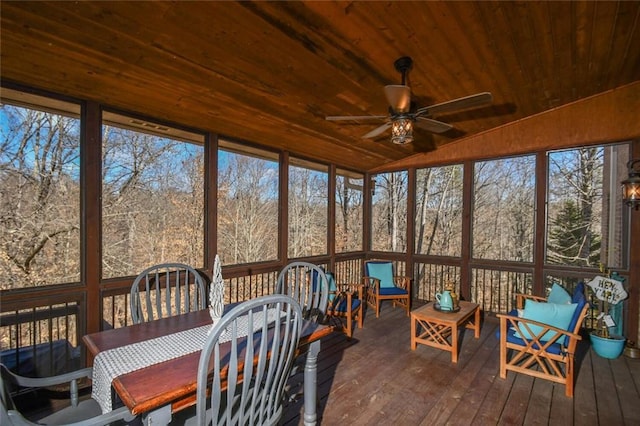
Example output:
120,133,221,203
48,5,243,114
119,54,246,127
0,105,80,288
371,171,408,252
288,165,328,257
415,165,463,256
217,153,278,264
473,156,535,261
335,175,363,253
101,125,204,278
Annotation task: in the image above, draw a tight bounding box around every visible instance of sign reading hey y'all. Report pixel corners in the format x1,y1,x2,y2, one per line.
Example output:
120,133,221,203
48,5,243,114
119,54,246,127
587,275,628,305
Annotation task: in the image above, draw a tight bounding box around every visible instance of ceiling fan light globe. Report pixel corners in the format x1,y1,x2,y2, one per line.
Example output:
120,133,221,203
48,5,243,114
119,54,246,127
391,117,414,144
392,135,413,145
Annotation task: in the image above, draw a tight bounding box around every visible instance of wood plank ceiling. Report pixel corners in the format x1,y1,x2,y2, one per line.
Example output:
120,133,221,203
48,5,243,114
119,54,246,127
1,1,639,172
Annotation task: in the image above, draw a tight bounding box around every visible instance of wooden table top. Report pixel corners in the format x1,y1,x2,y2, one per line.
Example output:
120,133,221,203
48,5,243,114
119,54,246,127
83,307,333,416
411,300,479,323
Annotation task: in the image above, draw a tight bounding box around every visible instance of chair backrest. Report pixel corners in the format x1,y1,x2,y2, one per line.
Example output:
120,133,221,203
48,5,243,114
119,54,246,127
566,282,588,346
364,260,396,288
195,294,302,426
326,272,338,302
276,262,329,323
130,263,206,324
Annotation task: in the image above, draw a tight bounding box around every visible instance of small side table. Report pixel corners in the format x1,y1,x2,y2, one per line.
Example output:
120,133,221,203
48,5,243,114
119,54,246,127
410,300,481,363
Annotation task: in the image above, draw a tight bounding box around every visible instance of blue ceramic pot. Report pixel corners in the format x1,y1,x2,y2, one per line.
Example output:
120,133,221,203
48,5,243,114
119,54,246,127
590,333,625,359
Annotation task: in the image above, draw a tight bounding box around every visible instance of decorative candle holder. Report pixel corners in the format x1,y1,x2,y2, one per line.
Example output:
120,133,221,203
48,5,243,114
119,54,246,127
209,255,225,330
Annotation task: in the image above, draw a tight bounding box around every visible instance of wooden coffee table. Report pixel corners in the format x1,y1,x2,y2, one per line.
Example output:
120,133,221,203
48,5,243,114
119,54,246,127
410,300,481,363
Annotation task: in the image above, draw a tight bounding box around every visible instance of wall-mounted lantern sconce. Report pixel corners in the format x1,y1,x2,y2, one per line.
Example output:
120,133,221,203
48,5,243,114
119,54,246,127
621,159,640,210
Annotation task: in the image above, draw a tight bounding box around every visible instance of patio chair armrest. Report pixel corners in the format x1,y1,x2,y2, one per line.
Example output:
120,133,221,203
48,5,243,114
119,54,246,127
363,276,381,292
328,289,354,315
497,313,582,344
394,275,411,292
5,366,92,388
515,293,547,309
337,283,364,298
2,365,93,409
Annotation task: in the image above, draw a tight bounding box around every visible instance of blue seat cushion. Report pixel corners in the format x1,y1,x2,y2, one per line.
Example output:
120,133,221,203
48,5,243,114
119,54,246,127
499,327,564,355
378,287,408,296
331,297,361,313
366,261,396,288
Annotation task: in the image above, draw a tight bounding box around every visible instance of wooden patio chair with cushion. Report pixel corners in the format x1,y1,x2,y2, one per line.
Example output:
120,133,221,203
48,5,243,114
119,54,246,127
496,282,589,397
129,262,207,324
325,272,364,338
363,260,411,317
1,363,135,425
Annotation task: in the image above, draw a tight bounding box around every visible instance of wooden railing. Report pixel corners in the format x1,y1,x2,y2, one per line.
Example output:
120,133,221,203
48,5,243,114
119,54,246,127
2,255,607,377
470,266,534,314
414,261,461,302
0,302,82,376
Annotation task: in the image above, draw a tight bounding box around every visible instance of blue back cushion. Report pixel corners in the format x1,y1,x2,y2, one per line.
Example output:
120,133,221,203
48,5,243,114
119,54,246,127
311,269,321,291
548,283,572,304
311,268,328,297
366,261,395,288
326,272,337,302
566,282,587,337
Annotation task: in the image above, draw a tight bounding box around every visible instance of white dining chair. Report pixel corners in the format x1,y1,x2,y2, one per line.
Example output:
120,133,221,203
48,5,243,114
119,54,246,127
275,262,330,403
129,263,206,324
184,294,302,425
276,262,329,323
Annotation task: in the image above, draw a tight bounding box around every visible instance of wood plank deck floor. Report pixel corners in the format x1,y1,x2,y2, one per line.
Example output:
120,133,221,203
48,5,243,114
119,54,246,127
283,302,640,425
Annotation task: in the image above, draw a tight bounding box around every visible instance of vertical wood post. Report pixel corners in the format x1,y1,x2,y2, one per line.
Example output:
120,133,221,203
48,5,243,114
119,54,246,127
628,139,640,345
460,160,473,301
533,152,548,296
204,132,218,279
82,101,102,339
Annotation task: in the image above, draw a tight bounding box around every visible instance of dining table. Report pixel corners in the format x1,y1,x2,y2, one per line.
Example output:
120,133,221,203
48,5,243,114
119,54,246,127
83,305,333,426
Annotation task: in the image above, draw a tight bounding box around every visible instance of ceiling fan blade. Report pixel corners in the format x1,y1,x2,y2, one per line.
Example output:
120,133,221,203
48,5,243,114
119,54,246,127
326,115,387,121
415,117,453,133
416,92,493,116
362,122,391,139
384,85,411,113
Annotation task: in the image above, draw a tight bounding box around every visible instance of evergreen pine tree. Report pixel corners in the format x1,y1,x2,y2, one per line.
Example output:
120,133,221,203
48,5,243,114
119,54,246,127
548,199,601,266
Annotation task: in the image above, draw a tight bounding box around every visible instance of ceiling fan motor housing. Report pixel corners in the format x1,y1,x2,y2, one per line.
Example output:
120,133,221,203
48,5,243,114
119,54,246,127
394,56,413,85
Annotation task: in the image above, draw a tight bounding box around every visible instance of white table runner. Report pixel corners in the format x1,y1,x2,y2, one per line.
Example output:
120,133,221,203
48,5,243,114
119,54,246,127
92,310,280,414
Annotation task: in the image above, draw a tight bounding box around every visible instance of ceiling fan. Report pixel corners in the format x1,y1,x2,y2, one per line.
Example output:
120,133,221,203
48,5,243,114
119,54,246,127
326,56,493,145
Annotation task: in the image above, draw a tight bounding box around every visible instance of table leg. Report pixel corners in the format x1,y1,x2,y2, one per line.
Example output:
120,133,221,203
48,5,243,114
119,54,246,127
410,315,417,350
142,404,171,425
303,339,320,426
451,323,459,363
474,307,481,338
